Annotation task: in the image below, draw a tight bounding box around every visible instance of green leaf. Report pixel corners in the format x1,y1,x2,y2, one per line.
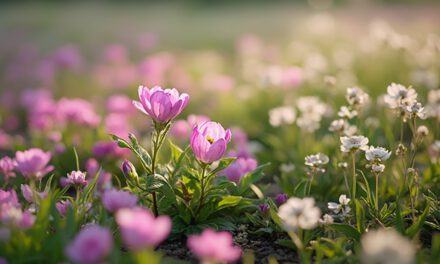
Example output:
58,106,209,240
329,223,361,241
355,199,366,233
239,163,269,191
275,239,295,249
395,202,405,234
406,203,430,238
217,195,242,210
111,134,130,149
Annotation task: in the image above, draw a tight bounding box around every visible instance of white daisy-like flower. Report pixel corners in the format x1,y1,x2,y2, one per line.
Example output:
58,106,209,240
405,101,426,119
361,228,415,264
384,83,418,109
278,197,321,232
269,106,296,127
329,119,346,133
304,153,329,167
340,135,369,153
328,194,351,215
346,87,369,106
338,106,358,119
319,214,334,225
371,164,385,173
365,146,391,162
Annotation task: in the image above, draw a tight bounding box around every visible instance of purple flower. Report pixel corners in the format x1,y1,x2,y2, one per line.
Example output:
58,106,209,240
0,189,20,208
259,203,270,218
15,148,54,180
221,157,257,183
121,160,137,179
116,207,171,250
21,184,48,203
66,171,88,187
133,85,189,123
275,193,289,206
66,225,113,264
57,98,100,128
85,158,99,177
187,229,241,263
0,157,16,181
190,121,232,164
102,189,137,213
56,200,72,216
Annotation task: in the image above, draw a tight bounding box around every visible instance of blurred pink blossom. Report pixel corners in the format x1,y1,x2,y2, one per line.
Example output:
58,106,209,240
0,157,16,181
187,229,241,263
102,189,137,213
15,148,54,180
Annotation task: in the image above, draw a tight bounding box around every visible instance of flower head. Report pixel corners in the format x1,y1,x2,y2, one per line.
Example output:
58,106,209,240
304,153,329,167
15,148,54,180
365,146,391,162
346,87,369,106
0,157,16,181
328,194,351,216
116,207,171,250
66,171,88,187
21,184,47,203
56,200,72,216
66,225,113,264
340,136,369,153
275,193,289,206
269,106,296,127
384,83,418,109
361,228,415,264
102,189,137,213
190,121,232,164
187,229,241,263
278,197,321,231
133,85,189,123
220,157,257,183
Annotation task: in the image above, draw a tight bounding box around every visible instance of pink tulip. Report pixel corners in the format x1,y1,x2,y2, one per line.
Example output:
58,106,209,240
66,225,113,264
15,148,54,180
221,157,257,183
102,189,137,213
190,121,232,164
56,200,72,216
0,157,16,181
187,229,241,263
116,207,171,250
133,86,189,123
21,184,48,203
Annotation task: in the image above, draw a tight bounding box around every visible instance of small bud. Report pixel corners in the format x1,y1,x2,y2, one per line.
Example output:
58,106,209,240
416,125,429,137
259,203,270,219
395,143,407,156
275,193,288,206
121,160,138,179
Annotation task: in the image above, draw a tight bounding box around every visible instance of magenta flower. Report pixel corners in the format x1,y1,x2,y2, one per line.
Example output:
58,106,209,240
56,200,72,216
187,229,241,263
221,157,257,183
102,189,137,213
190,121,232,164
63,170,88,188
21,184,48,203
133,85,189,123
275,193,289,206
57,98,100,128
0,189,20,208
115,207,171,250
66,225,113,264
0,157,16,181
15,148,54,180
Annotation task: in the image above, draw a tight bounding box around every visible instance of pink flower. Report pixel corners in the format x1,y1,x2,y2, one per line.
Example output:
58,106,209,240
116,207,171,250
281,67,303,89
57,98,101,128
66,171,88,187
0,189,19,208
21,184,48,203
102,189,137,213
221,157,257,183
0,157,16,181
187,229,241,263
18,211,35,229
15,148,54,180
133,86,189,123
66,225,113,264
56,200,72,216
190,121,232,164
170,115,211,140
106,95,134,114
85,158,99,177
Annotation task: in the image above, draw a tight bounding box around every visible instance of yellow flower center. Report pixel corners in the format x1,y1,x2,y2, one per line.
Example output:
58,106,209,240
206,135,214,144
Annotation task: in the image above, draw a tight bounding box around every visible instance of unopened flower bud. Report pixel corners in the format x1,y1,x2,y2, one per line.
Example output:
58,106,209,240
416,125,429,137
121,160,138,179
259,203,270,219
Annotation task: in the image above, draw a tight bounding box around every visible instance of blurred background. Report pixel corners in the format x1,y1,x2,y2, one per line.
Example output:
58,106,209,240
1,0,440,198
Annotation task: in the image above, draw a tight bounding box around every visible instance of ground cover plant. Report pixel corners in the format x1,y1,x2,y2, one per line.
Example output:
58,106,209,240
1,2,440,264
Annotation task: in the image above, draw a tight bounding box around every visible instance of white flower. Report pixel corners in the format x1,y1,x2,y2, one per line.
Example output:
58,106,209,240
328,194,351,215
338,106,358,119
365,146,391,162
329,119,346,132
405,101,426,119
384,83,418,109
269,106,296,127
416,125,429,137
319,214,334,225
340,135,369,152
361,228,415,264
278,197,321,232
346,87,369,106
371,164,385,173
304,153,329,167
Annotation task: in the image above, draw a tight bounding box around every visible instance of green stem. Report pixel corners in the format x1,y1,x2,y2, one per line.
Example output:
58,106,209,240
150,123,169,216
375,173,379,213
351,152,356,200
196,164,208,217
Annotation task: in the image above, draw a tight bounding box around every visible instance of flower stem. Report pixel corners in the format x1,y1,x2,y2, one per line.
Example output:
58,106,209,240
375,173,379,213
351,152,356,200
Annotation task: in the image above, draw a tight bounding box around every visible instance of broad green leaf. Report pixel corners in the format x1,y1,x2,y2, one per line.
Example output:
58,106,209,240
406,203,430,238
218,195,242,209
329,223,361,241
355,199,366,233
